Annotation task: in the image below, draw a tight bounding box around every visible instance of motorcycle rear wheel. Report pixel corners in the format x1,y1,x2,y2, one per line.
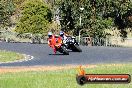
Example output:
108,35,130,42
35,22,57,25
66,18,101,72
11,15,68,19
72,45,82,52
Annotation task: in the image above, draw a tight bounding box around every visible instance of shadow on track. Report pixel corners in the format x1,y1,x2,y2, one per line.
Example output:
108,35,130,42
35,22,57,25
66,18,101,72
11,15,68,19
48,53,69,55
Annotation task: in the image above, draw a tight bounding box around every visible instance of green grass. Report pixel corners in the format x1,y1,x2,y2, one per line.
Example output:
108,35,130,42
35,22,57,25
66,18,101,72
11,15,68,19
0,63,132,88
0,50,24,62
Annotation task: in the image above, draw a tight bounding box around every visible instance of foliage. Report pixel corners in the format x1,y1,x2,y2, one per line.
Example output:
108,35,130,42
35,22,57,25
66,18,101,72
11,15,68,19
1,0,131,37
0,0,15,28
13,0,27,13
48,21,61,34
57,0,114,37
15,0,52,34
59,0,75,32
57,0,132,38
103,0,132,38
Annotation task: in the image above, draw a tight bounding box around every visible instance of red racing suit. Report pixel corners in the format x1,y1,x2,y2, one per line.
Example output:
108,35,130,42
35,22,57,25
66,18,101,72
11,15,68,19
48,35,56,54
48,35,62,54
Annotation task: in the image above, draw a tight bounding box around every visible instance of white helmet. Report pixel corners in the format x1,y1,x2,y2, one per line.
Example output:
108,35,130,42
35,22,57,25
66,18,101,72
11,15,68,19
48,32,53,37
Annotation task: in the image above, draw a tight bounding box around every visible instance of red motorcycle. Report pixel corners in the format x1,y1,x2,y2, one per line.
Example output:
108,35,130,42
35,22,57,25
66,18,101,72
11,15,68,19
48,35,69,55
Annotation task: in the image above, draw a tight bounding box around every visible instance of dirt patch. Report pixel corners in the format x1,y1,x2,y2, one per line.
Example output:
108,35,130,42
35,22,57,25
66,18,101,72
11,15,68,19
0,64,125,74
0,65,97,74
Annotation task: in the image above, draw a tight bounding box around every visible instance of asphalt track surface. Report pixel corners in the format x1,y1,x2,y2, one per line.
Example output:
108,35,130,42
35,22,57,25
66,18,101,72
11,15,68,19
0,42,132,66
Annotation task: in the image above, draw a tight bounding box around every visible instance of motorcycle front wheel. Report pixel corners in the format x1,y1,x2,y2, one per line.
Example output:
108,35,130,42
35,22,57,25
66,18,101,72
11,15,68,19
61,46,69,55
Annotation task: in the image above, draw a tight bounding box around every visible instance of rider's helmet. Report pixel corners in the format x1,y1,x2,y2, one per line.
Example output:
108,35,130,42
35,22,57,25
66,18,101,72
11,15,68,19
59,31,64,37
48,32,53,38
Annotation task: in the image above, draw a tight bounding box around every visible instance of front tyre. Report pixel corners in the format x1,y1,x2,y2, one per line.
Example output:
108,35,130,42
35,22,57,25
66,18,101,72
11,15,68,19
61,46,69,55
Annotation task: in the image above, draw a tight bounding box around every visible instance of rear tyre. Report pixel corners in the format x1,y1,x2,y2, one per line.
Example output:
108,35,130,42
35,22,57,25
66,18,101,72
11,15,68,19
72,45,82,52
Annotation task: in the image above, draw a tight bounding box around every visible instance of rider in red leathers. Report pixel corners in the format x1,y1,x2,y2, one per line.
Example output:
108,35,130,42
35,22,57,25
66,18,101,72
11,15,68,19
48,32,56,54
48,32,63,54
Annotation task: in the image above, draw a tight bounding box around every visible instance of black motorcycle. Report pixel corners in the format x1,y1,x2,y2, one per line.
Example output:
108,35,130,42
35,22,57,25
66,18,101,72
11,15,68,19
64,36,82,52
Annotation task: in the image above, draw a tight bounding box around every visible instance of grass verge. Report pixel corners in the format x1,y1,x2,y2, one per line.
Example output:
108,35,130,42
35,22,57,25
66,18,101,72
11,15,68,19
0,50,24,62
0,63,131,88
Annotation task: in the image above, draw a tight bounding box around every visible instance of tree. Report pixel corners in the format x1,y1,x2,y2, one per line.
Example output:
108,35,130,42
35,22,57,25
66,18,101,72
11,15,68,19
58,0,113,37
57,0,132,38
0,0,15,28
59,0,75,32
15,0,52,34
78,0,114,38
103,0,132,38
